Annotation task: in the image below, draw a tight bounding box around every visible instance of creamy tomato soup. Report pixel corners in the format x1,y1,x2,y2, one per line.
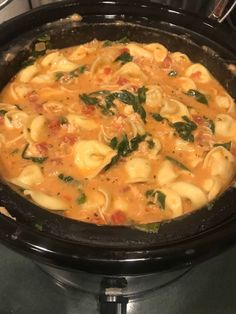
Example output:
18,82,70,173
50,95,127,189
0,38,235,225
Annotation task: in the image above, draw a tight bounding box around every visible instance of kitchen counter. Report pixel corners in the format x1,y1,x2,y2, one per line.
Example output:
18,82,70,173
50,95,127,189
1,243,236,314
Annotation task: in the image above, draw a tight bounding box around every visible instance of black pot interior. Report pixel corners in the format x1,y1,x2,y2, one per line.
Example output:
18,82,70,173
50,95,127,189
0,0,235,272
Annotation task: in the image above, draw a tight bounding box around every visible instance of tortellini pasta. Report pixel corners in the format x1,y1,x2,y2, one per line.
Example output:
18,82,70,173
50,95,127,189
0,39,235,226
215,114,236,138
114,62,147,81
24,190,68,210
18,65,39,83
145,85,163,109
169,182,207,209
203,146,235,182
74,140,116,178
41,51,78,72
160,187,183,218
9,165,44,189
30,115,47,141
145,43,168,62
125,157,151,183
185,63,211,83
67,114,98,131
127,44,153,59
160,99,190,122
157,160,178,186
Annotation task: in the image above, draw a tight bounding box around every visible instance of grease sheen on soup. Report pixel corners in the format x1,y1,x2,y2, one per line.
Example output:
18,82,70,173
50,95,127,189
0,38,235,226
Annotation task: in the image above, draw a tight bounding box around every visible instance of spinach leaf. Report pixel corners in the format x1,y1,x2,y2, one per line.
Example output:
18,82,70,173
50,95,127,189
55,65,87,81
103,37,130,47
213,141,231,151
79,94,100,105
172,116,197,142
105,133,146,170
116,89,147,123
152,113,165,121
0,109,7,116
76,192,87,204
168,70,177,77
59,116,68,125
58,173,74,183
137,86,148,104
145,189,166,210
186,89,208,105
115,51,133,65
103,40,112,47
21,144,48,164
165,155,190,171
133,222,160,233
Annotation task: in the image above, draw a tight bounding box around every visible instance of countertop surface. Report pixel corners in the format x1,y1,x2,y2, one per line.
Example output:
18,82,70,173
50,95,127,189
1,243,236,314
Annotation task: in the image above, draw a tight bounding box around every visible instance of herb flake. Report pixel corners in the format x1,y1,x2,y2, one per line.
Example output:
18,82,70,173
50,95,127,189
186,89,208,105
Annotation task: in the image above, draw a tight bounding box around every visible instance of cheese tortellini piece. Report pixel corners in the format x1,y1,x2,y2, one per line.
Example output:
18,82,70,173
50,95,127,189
185,63,211,83
9,83,32,101
215,94,235,112
125,157,151,183
160,99,190,122
18,64,39,83
170,52,191,65
145,43,168,62
157,160,178,186
203,146,235,182
68,43,97,61
114,62,147,81
4,109,29,129
67,114,98,131
30,115,46,141
91,55,113,74
169,182,207,209
9,164,44,189
24,190,68,210
74,140,116,178
203,176,222,201
127,44,153,59
215,114,236,138
41,51,78,72
145,85,163,109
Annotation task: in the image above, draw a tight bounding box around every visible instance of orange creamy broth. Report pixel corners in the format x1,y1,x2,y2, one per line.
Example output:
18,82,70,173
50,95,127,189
0,39,235,226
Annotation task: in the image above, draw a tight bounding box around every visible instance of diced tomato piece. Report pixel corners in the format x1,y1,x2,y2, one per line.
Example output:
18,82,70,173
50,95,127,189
117,77,129,85
120,47,129,53
162,56,172,69
111,210,127,225
81,105,96,115
230,142,236,157
48,119,60,132
192,115,205,125
104,67,112,75
61,194,72,202
61,134,78,145
35,142,48,155
27,91,39,103
191,71,201,80
0,116,4,124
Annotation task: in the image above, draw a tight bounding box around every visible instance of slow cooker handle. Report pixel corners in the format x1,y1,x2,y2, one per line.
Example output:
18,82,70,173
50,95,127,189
208,0,236,23
99,277,129,314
